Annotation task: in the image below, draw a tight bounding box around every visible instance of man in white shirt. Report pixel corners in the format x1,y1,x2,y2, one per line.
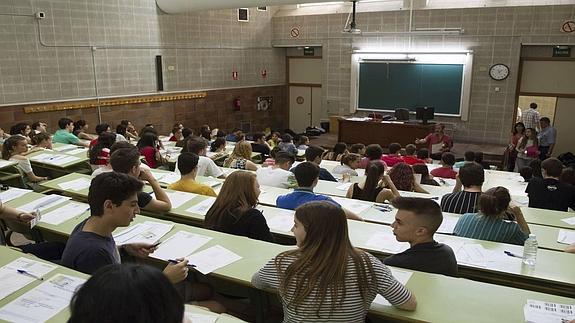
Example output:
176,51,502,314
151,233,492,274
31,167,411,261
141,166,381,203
256,151,296,189
521,102,540,131
177,138,225,179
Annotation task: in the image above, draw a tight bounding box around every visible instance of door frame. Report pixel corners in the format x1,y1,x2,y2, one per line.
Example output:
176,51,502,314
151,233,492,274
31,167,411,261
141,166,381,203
286,56,323,131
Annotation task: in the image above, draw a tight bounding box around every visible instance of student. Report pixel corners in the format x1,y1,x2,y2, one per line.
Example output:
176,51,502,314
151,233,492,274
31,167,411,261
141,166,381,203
52,118,89,147
441,162,484,214
223,140,258,171
69,264,185,323
1,136,48,185
349,143,366,155
277,162,362,221
412,163,439,186
263,146,280,167
454,151,475,169
526,157,575,212
31,121,47,134
358,144,384,169
278,134,298,156
73,120,96,140
209,137,227,156
251,132,271,157
474,151,490,169
346,161,399,203
256,151,296,189
430,152,457,179
389,162,428,193
296,135,309,150
9,122,32,144
168,126,183,142
168,152,217,197
529,158,543,178
519,166,533,182
332,153,361,177
454,187,530,245
415,123,453,159
89,132,116,167
0,198,36,224
402,144,425,165
176,128,194,148
515,127,539,171
121,119,138,140
324,142,347,161
170,122,183,137
200,124,212,140
381,142,403,167
137,132,165,169
0,127,10,145
182,138,225,178
267,131,280,148
91,142,135,177
251,201,416,322
90,123,112,146
560,167,575,186
384,197,458,277
507,122,526,171
225,128,242,142
114,124,129,142
31,132,52,150
109,147,172,212
304,145,337,182
416,148,432,164
205,171,273,242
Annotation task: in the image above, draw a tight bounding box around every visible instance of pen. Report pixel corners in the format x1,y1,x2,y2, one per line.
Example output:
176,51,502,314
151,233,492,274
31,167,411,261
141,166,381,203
504,251,521,258
16,269,44,280
168,259,196,268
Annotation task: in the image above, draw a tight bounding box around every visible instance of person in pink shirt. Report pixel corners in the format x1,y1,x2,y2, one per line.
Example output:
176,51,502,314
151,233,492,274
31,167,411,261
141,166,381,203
415,124,453,160
430,153,457,179
381,143,404,167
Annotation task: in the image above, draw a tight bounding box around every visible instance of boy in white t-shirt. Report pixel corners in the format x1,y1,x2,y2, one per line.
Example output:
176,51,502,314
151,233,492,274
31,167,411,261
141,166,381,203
256,151,296,189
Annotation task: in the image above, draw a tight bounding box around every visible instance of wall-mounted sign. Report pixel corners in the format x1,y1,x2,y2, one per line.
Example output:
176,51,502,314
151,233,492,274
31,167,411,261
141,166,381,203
561,20,575,33
290,27,300,38
303,47,315,56
553,46,571,57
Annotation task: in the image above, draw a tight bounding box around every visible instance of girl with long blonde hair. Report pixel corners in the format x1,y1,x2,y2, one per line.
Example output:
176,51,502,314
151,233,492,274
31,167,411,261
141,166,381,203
252,201,416,322
223,140,258,171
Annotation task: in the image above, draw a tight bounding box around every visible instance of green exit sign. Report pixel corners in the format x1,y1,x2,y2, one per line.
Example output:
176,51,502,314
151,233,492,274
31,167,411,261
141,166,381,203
303,47,315,56
553,46,571,57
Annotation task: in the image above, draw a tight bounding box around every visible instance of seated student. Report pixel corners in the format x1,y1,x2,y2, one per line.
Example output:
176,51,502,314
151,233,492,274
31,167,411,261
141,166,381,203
209,137,227,156
0,127,10,145
474,151,490,169
169,122,183,137
412,163,440,186
223,140,258,171
304,145,338,182
168,152,217,197
181,138,225,179
114,124,129,142
1,136,48,185
296,135,309,150
382,143,404,167
225,128,242,142
251,132,271,158
416,148,432,164
529,158,543,178
109,147,172,212
263,146,280,167
120,119,138,140
519,166,533,182
69,264,185,323
252,201,417,322
256,151,296,189
560,167,575,186
90,123,112,147
402,144,425,165
347,161,399,203
31,132,52,150
332,153,361,177
0,199,36,224
267,131,280,148
200,124,212,140
324,142,348,161
430,152,457,179
89,132,116,167
454,186,530,245
176,128,194,148
52,118,89,147
278,134,298,156
277,162,362,221
349,143,366,155
454,151,475,169
91,142,135,177
384,197,458,277
358,144,384,169
441,162,484,214
31,121,47,134
168,126,183,142
389,162,428,193
137,132,165,169
526,157,575,212
73,120,96,140
10,122,32,144
205,171,274,242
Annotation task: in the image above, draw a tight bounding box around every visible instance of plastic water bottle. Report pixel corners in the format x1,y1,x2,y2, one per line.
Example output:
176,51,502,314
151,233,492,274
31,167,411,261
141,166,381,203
522,234,538,266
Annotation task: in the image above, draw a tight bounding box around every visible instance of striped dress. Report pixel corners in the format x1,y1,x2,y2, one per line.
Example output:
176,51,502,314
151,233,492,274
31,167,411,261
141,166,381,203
453,212,528,245
251,252,412,323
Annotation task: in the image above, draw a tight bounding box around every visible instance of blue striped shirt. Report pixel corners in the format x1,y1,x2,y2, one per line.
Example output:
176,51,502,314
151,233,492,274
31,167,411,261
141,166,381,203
453,212,528,245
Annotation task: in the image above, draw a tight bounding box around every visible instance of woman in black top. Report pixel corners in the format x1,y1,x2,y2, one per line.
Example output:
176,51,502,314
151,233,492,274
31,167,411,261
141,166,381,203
204,171,274,242
346,161,399,203
412,163,440,186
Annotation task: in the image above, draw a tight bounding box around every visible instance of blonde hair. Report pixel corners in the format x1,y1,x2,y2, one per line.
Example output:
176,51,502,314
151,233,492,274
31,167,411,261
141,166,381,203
224,140,252,167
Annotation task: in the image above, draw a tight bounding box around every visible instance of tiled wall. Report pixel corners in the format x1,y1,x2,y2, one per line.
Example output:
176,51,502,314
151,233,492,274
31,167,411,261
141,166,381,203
272,5,575,144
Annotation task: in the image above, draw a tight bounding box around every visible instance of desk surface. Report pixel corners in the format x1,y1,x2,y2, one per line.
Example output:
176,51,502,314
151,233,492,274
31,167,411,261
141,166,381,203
27,149,89,169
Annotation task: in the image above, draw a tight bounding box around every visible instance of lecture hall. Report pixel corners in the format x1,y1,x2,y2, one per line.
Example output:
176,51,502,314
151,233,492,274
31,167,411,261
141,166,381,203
0,0,574,322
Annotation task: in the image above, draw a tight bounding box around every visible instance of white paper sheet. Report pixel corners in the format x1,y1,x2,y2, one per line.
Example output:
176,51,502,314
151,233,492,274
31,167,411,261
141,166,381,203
455,244,490,267
39,202,89,225
335,182,353,191
557,229,575,245
0,257,57,301
0,274,86,323
150,171,166,181
0,188,32,203
113,221,174,245
17,195,71,213
185,245,242,275
373,268,413,306
185,312,219,323
437,216,458,234
561,216,575,226
151,231,212,261
0,160,16,169
186,197,217,216
524,300,575,323
266,213,295,233
30,153,80,166
364,233,409,253
57,178,91,191
52,145,78,152
165,191,198,209
158,172,181,185
512,195,530,206
332,197,372,214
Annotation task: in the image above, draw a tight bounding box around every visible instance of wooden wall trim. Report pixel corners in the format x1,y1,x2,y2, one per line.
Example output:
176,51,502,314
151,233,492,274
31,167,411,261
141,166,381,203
518,91,575,98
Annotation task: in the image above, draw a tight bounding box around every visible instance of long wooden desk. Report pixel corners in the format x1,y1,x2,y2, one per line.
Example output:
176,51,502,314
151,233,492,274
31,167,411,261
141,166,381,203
338,119,432,147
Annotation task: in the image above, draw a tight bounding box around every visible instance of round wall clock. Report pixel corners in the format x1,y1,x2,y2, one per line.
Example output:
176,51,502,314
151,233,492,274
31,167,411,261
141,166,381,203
489,63,510,80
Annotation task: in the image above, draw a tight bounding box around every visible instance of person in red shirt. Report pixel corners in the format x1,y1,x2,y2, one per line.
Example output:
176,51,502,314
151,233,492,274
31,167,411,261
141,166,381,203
402,144,426,165
381,143,404,167
358,144,385,169
169,126,183,142
89,132,116,166
415,124,453,160
430,152,457,179
137,132,164,168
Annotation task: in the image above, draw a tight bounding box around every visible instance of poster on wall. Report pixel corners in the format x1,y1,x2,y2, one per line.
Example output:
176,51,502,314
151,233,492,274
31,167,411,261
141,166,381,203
257,96,272,111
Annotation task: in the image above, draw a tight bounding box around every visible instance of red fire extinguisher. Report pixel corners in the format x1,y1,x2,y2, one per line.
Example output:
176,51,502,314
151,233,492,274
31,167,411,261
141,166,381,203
233,97,241,111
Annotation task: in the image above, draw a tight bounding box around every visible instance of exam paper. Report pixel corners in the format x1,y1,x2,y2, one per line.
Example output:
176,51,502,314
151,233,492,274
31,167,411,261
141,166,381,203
151,231,212,261
186,197,217,216
561,216,575,226
158,172,181,185
373,268,413,306
30,153,80,166
455,244,490,267
113,221,174,245
332,197,372,214
557,229,575,245
40,202,89,225
185,312,218,323
0,188,32,203
437,216,458,234
0,274,86,323
17,195,71,213
524,300,575,323
185,245,242,275
165,191,198,209
52,144,78,152
57,178,91,191
0,257,57,300
364,233,409,253
336,182,353,191
265,212,295,233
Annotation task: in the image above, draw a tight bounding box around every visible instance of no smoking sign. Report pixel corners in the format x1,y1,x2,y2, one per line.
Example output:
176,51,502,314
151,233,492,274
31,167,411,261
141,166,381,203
290,27,300,38
561,20,575,33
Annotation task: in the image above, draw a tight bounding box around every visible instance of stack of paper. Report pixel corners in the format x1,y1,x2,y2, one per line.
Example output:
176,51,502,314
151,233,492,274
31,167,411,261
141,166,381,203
0,274,86,323
151,231,212,261
364,233,409,253
185,245,242,275
523,300,574,323
557,229,575,245
39,202,89,225
17,195,71,213
0,257,57,300
0,188,32,203
332,197,372,214
58,178,91,191
113,221,174,245
372,268,413,306
186,197,217,216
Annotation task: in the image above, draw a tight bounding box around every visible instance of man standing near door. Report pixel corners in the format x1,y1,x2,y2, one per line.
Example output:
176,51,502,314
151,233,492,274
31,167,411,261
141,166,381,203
538,117,557,160
521,102,541,132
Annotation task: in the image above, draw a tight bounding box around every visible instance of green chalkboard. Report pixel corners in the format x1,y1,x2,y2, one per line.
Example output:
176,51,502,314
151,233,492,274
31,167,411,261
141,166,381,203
358,62,464,115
